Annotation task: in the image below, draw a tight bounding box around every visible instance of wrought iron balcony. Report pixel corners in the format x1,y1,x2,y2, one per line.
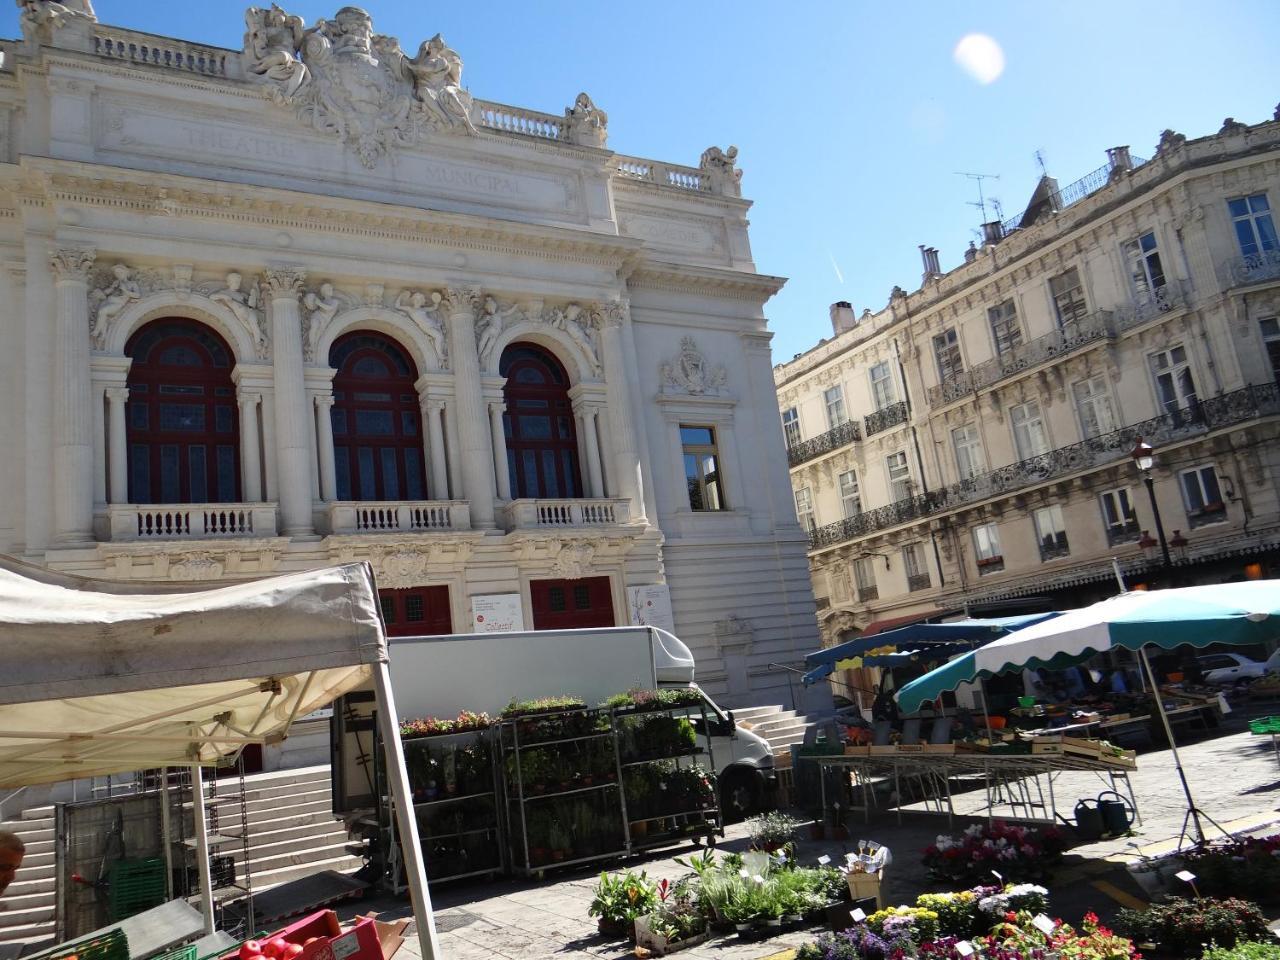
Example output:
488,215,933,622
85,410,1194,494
927,310,1115,407
857,586,879,603
864,401,909,436
1113,279,1189,333
1104,520,1142,547
907,573,932,592
1038,535,1071,562
809,381,1280,551
1229,249,1280,287
109,502,277,541
787,419,861,467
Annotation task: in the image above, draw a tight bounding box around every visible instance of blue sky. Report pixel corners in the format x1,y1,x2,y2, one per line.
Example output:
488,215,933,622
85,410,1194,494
6,1,1279,360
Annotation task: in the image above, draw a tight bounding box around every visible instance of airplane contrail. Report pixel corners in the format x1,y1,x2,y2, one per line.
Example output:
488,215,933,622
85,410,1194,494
827,251,844,284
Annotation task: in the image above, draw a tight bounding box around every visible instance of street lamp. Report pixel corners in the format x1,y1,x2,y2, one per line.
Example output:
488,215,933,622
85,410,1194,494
1130,436,1173,570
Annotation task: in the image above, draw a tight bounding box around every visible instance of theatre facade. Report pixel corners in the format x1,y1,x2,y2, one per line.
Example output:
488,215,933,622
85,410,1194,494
0,1,823,710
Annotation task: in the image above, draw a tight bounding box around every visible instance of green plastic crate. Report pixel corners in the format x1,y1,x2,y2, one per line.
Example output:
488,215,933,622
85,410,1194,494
28,928,129,960
107,857,167,922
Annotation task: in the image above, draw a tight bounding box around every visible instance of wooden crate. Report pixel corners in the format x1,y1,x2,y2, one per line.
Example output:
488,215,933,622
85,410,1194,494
1031,741,1063,755
869,745,899,756
893,743,926,754
843,745,870,757
845,868,884,909
921,743,956,755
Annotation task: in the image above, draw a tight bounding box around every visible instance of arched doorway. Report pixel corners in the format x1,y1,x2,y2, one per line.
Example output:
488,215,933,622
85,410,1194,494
124,318,240,504
500,343,582,499
329,332,426,501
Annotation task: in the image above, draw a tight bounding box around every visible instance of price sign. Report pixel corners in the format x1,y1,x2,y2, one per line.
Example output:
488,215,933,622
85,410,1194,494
849,908,866,923
1032,914,1056,936
955,942,975,958
817,855,831,865
1175,870,1197,883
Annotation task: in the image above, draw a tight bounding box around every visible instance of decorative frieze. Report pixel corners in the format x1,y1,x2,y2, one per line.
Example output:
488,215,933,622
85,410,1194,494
660,336,728,396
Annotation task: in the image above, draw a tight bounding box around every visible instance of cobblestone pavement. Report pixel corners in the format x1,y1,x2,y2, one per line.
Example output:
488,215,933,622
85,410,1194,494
346,726,1280,960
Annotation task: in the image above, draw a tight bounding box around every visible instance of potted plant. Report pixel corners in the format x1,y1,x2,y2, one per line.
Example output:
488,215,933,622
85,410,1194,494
588,869,657,941
747,811,801,853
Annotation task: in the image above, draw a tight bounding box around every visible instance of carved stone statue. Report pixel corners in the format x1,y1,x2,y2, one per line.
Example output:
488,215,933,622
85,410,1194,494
1219,117,1248,136
475,296,522,363
209,271,267,357
699,145,743,198
243,4,309,100
550,303,600,374
1156,129,1187,155
302,282,341,360
564,92,607,148
406,34,476,133
17,0,95,32
89,263,141,344
394,289,448,368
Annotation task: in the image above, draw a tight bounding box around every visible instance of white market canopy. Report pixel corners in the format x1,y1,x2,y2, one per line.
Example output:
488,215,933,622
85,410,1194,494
0,556,386,787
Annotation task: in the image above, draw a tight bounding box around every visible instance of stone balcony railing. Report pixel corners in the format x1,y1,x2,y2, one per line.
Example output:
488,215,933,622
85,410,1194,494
328,500,470,535
613,156,708,193
787,419,862,467
109,502,276,541
473,101,566,141
809,380,1280,552
863,401,909,437
93,25,233,77
503,498,631,531
1229,249,1280,287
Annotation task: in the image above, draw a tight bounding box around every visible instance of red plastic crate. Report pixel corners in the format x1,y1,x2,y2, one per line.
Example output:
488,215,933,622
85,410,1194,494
222,911,384,960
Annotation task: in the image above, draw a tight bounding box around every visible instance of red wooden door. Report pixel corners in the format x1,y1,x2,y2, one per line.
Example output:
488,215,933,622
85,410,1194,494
530,577,615,630
379,586,453,637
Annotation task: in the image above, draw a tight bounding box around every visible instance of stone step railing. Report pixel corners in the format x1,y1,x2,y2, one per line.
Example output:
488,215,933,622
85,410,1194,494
93,26,232,78
110,503,276,541
613,156,707,193
328,500,470,535
473,100,566,141
787,419,862,467
503,497,631,530
810,381,1280,551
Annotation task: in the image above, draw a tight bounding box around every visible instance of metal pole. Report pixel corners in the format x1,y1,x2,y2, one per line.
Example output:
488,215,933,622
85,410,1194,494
373,660,442,960
1137,647,1204,844
190,764,216,936
1143,472,1173,570
158,767,174,900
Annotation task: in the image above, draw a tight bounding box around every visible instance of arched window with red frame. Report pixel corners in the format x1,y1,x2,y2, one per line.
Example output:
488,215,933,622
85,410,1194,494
329,332,426,502
500,343,582,499
124,319,241,504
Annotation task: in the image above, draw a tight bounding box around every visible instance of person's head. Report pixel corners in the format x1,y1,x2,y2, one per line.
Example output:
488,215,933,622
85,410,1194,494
0,832,25,895
226,271,242,290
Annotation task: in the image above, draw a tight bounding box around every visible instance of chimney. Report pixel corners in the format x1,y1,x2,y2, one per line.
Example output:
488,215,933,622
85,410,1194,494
919,245,942,283
981,221,1004,245
829,301,856,336
1107,145,1133,181
964,240,979,264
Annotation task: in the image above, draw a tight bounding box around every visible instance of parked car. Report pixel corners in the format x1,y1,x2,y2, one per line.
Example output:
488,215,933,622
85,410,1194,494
1196,652,1267,684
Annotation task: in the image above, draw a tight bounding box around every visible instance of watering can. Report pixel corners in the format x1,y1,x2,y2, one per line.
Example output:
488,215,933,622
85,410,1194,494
1072,798,1104,840
1097,790,1136,836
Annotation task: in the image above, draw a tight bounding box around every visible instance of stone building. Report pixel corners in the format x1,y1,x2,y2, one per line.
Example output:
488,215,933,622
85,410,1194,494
774,112,1280,660
0,2,823,714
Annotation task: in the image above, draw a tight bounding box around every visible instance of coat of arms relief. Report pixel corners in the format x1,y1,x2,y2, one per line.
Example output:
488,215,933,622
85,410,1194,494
243,5,476,167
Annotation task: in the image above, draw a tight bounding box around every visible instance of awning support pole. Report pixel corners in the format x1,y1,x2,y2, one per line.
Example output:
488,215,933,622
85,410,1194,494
1136,647,1204,845
190,764,216,935
159,767,174,900
373,661,441,960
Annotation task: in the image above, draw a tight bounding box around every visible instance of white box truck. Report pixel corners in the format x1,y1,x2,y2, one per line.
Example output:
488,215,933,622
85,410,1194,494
331,625,777,820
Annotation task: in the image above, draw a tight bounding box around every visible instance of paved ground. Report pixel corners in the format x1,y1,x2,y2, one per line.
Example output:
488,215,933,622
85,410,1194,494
345,723,1280,960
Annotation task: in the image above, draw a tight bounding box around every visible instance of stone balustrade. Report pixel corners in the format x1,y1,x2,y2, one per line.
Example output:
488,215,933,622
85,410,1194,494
503,497,631,531
613,156,707,192
110,502,276,541
473,101,565,141
93,26,232,77
328,500,470,535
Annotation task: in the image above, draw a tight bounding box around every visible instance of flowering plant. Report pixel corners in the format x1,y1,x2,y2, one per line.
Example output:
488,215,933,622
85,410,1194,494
399,710,492,739
976,884,1049,918
795,925,913,960
1181,833,1280,899
922,821,1066,884
916,891,978,938
867,906,940,945
1116,896,1270,954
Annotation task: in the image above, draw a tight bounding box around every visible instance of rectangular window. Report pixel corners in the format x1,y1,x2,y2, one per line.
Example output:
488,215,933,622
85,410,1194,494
215,406,235,434
951,424,985,480
1099,487,1141,544
885,450,912,501
380,448,400,500
1150,345,1198,414
188,445,207,503
782,407,801,449
794,486,815,533
1123,230,1166,297
933,328,964,381
215,446,236,502
129,443,150,502
129,402,148,430
1261,317,1280,385
838,470,862,518
1228,194,1278,258
1049,267,1088,327
988,300,1023,358
1034,505,1070,560
681,425,726,511
903,542,930,591
159,403,205,432
1010,400,1050,459
354,410,395,436
824,386,847,427
159,445,180,503
869,361,897,410
1072,376,1117,439
1180,465,1226,527
973,522,1003,574
854,556,877,601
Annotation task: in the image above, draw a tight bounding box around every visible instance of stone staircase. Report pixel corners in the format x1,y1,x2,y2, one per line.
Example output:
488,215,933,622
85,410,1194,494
0,765,360,947
731,704,817,756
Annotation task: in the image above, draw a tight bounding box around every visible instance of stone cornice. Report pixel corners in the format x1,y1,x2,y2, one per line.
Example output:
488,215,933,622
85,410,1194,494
627,261,786,303
12,157,648,271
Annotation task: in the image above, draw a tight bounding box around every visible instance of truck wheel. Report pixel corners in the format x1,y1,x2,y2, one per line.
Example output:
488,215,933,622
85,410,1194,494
719,769,760,823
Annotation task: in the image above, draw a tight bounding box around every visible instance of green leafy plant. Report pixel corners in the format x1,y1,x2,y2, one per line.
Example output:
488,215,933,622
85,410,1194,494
1201,943,1280,960
1182,833,1280,900
502,695,587,717
588,869,658,933
747,811,801,851
399,709,493,738
1115,897,1270,954
916,890,979,938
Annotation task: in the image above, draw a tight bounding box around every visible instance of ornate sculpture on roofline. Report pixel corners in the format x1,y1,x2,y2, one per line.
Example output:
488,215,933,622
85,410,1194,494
699,145,742,198
564,92,608,148
16,0,95,33
1156,129,1186,155
242,5,476,167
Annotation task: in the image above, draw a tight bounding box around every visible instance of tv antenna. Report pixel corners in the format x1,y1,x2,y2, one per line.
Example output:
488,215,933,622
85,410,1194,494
1034,150,1048,177
955,171,1000,223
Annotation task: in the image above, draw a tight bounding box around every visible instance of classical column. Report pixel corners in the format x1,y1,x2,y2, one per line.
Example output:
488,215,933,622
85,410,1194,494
444,401,463,501
261,391,278,501
444,289,497,527
488,401,512,501
600,300,646,519
314,395,337,502
50,246,96,542
582,407,604,498
423,400,449,500
237,390,263,502
106,386,129,504
91,385,106,504
264,266,314,535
